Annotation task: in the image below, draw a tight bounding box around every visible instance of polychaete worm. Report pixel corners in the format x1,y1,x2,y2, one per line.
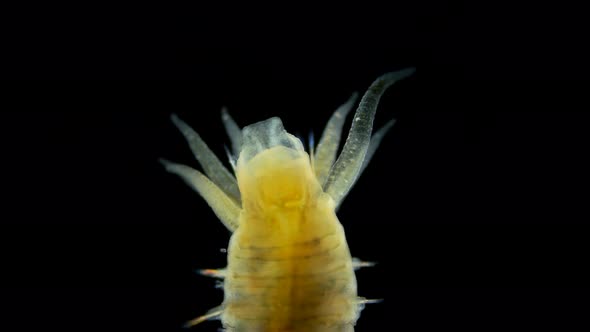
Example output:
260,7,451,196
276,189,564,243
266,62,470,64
161,68,415,331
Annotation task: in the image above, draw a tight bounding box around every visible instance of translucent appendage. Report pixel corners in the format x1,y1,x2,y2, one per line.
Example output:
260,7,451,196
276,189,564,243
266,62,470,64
171,114,241,204
160,159,240,232
324,68,415,206
314,92,359,187
337,118,397,209
221,108,243,158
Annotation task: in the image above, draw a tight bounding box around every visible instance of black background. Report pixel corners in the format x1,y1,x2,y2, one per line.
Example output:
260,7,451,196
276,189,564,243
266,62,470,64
2,1,589,332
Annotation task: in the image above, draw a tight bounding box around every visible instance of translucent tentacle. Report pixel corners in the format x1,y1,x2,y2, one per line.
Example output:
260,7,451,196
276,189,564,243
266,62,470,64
171,114,241,204
221,107,243,158
360,118,396,175
160,159,240,232
336,118,396,209
313,92,358,187
324,68,415,206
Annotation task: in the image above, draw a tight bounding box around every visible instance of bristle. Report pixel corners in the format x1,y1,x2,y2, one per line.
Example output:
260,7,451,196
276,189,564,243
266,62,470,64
352,257,377,270
184,307,224,328
308,131,315,170
357,297,384,305
224,145,237,172
197,268,227,279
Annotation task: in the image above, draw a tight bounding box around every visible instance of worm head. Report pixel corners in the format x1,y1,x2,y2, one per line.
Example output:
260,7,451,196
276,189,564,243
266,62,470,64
236,117,322,216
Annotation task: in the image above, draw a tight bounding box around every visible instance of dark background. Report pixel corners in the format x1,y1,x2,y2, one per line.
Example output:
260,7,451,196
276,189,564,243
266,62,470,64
2,1,589,332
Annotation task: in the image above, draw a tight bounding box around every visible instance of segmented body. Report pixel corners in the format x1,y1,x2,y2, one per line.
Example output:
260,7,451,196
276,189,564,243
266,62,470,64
161,69,414,331
223,146,358,331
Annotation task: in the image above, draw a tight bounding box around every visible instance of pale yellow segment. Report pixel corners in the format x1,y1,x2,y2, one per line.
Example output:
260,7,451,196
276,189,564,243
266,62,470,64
222,146,360,331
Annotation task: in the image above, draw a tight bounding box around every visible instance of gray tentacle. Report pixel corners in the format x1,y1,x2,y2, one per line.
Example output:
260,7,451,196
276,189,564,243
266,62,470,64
170,114,241,203
160,159,240,231
314,92,358,187
221,108,243,158
324,68,414,206
337,118,397,209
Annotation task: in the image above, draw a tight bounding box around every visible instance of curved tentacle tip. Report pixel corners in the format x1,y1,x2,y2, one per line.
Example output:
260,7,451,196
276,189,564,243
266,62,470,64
382,118,397,131
158,158,173,170
221,106,230,119
170,112,180,124
170,113,193,134
386,67,416,81
343,91,360,109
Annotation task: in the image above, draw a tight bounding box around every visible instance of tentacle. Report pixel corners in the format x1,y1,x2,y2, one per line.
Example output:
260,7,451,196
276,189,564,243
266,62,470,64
336,119,396,209
171,114,241,204
313,92,358,187
324,68,415,206
221,107,243,158
360,118,396,175
160,159,240,232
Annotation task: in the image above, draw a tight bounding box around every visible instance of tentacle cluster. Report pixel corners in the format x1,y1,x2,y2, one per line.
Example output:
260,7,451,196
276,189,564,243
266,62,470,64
161,68,414,230
161,68,415,328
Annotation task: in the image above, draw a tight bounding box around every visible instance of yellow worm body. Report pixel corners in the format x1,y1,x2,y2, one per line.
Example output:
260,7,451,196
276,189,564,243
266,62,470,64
161,69,415,331
224,146,357,331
